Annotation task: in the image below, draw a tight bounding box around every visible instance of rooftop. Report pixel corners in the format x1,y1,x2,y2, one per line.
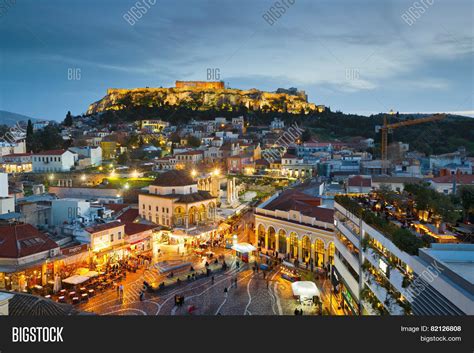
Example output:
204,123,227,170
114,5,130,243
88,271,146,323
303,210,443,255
430,174,474,185
85,221,123,234
3,291,81,316
262,189,333,223
151,170,195,187
0,224,59,259
33,149,67,156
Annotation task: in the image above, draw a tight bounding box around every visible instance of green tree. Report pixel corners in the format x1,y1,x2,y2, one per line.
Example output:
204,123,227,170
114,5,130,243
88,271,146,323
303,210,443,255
458,186,474,221
26,119,33,136
301,129,312,142
187,135,201,148
117,152,129,165
64,111,73,126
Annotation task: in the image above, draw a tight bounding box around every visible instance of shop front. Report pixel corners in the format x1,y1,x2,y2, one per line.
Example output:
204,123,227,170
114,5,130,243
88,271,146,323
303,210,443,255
0,261,51,293
92,244,130,271
331,267,360,315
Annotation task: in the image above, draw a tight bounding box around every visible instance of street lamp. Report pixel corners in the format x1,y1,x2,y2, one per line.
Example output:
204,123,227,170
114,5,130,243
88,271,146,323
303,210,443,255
191,169,197,178
213,168,220,176
81,174,86,181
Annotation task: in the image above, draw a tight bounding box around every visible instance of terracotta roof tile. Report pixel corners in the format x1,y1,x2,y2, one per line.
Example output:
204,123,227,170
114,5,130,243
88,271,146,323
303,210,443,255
0,224,59,259
151,170,195,187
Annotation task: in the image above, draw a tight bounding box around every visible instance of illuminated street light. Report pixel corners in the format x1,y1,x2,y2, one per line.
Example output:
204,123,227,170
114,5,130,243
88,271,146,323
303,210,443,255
109,163,114,168
213,168,220,176
49,174,54,181
131,170,139,178
110,170,116,178
81,174,86,181
191,169,197,178
124,183,130,190
98,166,103,171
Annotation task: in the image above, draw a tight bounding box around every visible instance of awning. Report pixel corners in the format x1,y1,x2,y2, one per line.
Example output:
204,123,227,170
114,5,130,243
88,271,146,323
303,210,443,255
291,281,320,298
62,275,90,285
231,242,256,253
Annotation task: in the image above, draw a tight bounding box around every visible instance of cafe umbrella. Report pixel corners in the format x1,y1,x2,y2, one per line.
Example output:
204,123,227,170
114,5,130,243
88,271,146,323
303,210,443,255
53,273,62,293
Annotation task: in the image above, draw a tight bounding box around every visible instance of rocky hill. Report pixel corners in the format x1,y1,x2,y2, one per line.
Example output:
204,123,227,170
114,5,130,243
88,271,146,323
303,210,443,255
86,86,320,115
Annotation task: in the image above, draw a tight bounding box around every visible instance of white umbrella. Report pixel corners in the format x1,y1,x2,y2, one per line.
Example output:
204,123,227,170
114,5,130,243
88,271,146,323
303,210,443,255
53,274,61,293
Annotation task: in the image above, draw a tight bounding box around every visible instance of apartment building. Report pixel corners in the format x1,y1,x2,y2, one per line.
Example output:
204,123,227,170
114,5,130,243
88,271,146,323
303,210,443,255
332,196,473,316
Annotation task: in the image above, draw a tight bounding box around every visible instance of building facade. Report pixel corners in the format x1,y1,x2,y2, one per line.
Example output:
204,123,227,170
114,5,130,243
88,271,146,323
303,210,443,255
333,198,473,316
255,190,335,267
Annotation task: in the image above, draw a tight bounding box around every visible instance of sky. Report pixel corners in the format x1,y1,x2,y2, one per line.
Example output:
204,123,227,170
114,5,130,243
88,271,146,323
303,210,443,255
0,0,472,121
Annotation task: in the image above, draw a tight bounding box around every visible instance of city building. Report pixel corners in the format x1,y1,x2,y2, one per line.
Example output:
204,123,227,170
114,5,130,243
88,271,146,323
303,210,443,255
175,150,203,168
0,140,26,157
346,175,372,194
140,119,169,133
255,189,335,267
429,174,474,194
0,173,14,215
0,153,32,173
0,223,60,291
333,195,472,315
138,170,218,240
69,146,102,167
280,153,313,178
32,150,77,173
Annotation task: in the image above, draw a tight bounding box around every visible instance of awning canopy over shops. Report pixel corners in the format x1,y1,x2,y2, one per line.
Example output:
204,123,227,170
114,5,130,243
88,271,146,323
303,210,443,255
231,243,256,253
291,281,320,299
62,275,90,285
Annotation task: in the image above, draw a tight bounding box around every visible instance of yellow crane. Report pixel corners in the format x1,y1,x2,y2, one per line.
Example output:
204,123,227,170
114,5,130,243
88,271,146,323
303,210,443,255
376,113,446,161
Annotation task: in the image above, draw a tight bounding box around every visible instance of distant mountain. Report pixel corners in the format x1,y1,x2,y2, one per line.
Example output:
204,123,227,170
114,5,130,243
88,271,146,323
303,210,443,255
0,110,37,126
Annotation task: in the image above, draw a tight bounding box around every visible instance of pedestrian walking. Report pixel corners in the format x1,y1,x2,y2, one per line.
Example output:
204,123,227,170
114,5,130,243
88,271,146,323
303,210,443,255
224,287,228,296
211,276,214,284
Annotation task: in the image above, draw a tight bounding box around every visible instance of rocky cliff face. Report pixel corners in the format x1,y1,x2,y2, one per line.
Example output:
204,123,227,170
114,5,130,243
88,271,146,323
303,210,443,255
86,87,318,115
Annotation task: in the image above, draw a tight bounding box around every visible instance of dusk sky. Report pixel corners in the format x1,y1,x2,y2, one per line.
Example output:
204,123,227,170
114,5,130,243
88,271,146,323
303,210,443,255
0,0,472,120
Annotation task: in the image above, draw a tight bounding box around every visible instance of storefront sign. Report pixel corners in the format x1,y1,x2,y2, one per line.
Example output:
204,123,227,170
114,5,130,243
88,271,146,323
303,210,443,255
61,244,88,256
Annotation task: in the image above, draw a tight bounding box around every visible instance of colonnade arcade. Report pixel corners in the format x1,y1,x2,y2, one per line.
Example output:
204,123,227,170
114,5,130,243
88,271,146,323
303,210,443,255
256,223,335,266
174,202,217,228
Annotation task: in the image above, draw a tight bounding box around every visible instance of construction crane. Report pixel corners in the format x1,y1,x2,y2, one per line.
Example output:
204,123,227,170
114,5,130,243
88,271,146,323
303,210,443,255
376,113,446,161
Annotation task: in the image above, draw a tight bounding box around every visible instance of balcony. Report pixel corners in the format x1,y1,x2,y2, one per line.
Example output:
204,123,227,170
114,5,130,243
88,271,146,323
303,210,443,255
334,236,360,275
334,256,360,301
363,247,410,299
363,270,406,315
336,220,360,249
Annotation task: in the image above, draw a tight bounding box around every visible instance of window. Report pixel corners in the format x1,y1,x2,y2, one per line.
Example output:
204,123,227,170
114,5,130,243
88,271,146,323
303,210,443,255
118,232,122,240
142,204,145,209
162,207,165,213
110,234,114,242
172,188,176,194
156,206,159,212
149,205,151,211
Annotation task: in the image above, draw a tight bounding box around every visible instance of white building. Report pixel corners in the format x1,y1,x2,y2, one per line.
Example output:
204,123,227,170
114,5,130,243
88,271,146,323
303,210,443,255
69,146,102,167
270,117,284,130
32,149,77,172
280,153,313,178
255,189,335,267
51,198,93,226
0,173,14,215
333,197,473,315
0,140,26,157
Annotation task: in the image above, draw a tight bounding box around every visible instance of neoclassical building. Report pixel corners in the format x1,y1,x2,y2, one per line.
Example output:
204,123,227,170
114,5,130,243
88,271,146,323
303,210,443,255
139,170,217,230
255,190,335,267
